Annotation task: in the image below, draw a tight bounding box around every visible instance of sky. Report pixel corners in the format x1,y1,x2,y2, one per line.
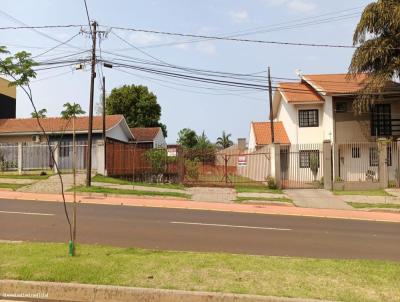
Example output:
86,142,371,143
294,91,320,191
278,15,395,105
0,0,371,144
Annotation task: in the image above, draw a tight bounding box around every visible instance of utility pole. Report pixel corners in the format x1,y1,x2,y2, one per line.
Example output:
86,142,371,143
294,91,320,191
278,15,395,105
86,21,97,186
102,76,106,174
268,67,275,143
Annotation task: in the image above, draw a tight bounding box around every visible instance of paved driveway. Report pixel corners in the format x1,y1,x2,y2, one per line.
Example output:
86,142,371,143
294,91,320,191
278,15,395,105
285,189,352,210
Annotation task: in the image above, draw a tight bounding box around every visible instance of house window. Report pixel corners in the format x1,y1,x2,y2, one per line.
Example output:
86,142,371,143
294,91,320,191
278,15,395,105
299,110,319,127
371,104,392,136
352,147,360,158
299,150,320,168
59,145,70,158
369,147,379,167
335,102,347,113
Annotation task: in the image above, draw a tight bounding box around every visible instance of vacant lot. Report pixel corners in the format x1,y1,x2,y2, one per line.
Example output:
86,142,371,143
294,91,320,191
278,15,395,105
0,242,399,302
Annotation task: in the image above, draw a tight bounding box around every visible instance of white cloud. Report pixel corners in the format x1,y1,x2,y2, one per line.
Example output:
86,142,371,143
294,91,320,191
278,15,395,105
229,10,249,23
262,0,316,13
129,32,161,46
174,43,190,51
286,0,316,13
196,41,216,55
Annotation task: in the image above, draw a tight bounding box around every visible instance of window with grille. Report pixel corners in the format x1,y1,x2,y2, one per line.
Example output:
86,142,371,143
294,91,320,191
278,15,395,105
351,147,360,158
299,110,319,127
335,102,347,113
299,150,320,168
369,147,379,167
371,104,392,136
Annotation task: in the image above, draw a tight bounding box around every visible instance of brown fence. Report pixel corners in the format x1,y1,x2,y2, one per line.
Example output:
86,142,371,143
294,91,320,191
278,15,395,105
106,140,271,186
106,140,182,183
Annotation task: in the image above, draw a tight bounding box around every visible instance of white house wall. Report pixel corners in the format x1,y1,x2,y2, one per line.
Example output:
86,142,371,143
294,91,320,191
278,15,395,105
153,130,167,148
106,122,131,142
248,124,257,152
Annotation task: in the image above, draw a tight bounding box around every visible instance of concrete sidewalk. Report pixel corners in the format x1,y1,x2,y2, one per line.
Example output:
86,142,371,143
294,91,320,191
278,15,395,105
1,189,400,223
285,189,352,210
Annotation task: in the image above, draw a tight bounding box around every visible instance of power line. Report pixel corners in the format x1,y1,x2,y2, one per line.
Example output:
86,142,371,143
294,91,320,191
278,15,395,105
83,0,93,36
32,32,82,58
0,24,84,30
110,26,357,49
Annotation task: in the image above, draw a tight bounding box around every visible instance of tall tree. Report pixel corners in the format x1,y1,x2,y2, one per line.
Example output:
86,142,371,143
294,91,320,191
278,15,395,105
60,102,85,255
216,131,233,149
106,84,167,136
31,108,47,118
177,128,198,149
349,0,400,112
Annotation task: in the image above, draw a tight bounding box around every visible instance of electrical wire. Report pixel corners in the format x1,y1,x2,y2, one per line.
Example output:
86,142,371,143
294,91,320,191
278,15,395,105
32,32,83,59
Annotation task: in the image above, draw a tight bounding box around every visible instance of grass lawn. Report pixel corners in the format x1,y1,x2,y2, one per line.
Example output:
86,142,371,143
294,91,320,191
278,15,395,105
92,174,185,190
0,242,399,302
0,183,25,190
72,186,191,199
0,173,51,180
235,185,283,194
235,196,293,204
333,190,391,197
347,202,400,209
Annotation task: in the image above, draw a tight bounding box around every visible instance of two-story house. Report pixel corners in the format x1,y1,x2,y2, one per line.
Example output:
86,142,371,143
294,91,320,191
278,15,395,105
272,73,400,184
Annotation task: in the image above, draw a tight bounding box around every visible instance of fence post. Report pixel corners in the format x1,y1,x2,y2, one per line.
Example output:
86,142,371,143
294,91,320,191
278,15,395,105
323,140,333,190
270,143,281,189
53,143,59,173
378,138,388,189
96,140,106,176
17,142,23,175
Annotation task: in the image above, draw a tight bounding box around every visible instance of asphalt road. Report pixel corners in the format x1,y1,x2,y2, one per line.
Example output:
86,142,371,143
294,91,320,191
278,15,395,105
1,198,400,261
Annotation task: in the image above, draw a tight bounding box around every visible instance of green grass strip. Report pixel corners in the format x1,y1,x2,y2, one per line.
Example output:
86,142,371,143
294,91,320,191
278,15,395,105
92,174,185,190
0,183,25,190
333,190,391,196
0,174,51,180
73,185,190,199
235,186,284,194
235,196,292,204
347,202,400,209
1,242,399,302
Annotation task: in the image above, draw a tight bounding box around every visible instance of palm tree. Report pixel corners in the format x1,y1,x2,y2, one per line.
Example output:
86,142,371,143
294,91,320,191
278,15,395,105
61,102,85,256
349,0,400,113
31,108,47,118
216,131,233,149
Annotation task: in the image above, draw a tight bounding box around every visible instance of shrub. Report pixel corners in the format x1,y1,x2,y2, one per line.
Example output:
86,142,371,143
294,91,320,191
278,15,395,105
266,176,277,190
185,159,200,181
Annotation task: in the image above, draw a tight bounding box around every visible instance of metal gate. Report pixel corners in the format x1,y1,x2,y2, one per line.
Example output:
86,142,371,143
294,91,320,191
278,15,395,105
280,144,324,189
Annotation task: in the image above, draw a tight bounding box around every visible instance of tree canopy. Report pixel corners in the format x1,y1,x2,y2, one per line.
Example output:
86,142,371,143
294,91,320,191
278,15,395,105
31,109,47,119
61,103,86,120
106,84,167,137
177,128,198,149
349,0,400,112
216,131,233,149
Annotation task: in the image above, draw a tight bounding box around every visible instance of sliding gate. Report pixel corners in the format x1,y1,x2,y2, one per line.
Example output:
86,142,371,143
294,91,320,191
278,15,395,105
280,144,324,189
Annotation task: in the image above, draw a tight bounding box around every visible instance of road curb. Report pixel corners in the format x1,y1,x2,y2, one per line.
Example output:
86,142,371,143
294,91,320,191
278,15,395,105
0,280,335,302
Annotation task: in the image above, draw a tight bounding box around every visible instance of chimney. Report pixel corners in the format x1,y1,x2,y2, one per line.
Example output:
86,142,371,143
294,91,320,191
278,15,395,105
237,138,246,151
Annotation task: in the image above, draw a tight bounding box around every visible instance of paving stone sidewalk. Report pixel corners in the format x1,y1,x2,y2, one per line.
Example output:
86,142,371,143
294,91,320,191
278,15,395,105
17,173,86,193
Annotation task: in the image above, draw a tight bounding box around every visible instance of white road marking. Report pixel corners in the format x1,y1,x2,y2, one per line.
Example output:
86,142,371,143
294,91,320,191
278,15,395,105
0,210,54,216
170,221,292,231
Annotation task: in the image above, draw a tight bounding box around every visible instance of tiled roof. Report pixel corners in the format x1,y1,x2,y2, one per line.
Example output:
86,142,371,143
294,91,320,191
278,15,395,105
279,82,324,103
252,121,290,145
302,73,368,95
0,115,124,135
130,127,161,142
